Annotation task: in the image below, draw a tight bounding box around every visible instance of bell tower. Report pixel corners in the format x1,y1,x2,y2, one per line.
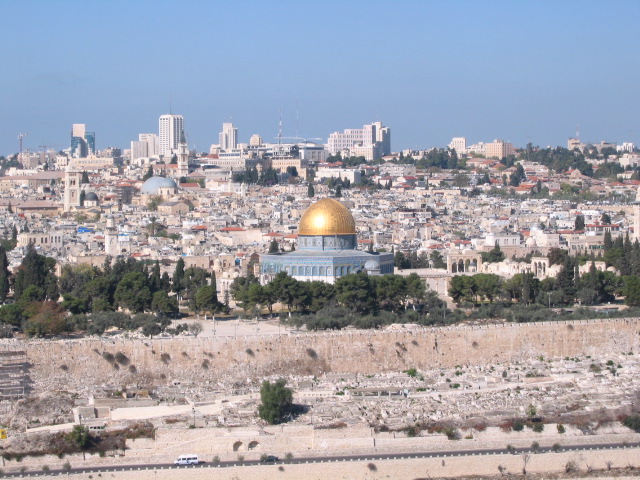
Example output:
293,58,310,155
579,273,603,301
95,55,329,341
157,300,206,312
176,129,189,179
64,167,82,212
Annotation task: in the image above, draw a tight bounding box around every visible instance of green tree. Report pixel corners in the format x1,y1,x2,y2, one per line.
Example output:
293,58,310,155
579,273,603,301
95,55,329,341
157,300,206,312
430,250,446,269
172,258,185,294
258,379,293,425
81,171,90,184
334,271,377,314
114,272,152,313
481,242,505,263
268,238,279,254
601,212,611,224
0,245,10,302
624,276,640,306
13,244,57,302
150,291,178,315
574,214,585,231
195,285,218,313
67,425,91,450
307,183,315,198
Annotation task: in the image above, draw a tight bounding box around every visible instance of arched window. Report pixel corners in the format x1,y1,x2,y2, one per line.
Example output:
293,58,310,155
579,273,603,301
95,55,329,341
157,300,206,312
292,266,297,275
312,266,318,276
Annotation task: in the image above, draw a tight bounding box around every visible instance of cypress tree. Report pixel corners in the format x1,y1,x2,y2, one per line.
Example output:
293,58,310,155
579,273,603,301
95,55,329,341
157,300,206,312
172,258,185,294
0,246,9,302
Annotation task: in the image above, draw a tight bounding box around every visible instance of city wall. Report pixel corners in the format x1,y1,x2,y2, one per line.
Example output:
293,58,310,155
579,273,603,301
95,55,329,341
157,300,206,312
2,318,638,395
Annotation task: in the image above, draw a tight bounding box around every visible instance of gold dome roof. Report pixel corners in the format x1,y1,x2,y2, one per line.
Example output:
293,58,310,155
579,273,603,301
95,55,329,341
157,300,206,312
298,198,356,236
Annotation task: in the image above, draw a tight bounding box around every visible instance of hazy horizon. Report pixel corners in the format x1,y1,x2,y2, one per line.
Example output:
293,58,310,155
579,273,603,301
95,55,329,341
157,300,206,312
1,0,638,156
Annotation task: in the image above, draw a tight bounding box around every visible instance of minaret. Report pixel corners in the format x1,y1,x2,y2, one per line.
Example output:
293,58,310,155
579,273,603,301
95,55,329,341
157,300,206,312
63,166,82,212
104,215,119,256
176,130,189,179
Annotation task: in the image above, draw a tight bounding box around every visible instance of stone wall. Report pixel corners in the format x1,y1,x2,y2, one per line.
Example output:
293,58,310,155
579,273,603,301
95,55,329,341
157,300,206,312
2,318,639,396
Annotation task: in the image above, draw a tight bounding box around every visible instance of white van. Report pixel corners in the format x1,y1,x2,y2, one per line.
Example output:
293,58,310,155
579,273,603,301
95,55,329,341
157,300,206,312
174,454,200,465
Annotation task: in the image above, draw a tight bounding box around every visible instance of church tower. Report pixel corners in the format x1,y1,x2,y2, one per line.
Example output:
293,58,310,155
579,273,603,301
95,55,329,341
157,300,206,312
176,129,189,179
64,167,82,212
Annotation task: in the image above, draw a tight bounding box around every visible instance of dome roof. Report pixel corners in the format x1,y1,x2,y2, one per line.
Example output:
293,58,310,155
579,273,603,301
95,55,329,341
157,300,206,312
365,260,380,271
141,176,177,195
84,192,99,201
299,198,356,236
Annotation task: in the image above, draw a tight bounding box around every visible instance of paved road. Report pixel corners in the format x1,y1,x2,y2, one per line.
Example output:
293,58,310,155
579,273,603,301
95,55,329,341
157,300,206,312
4,441,640,477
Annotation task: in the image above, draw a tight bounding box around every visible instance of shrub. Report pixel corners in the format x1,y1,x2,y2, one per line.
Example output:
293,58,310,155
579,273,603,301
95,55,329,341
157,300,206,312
531,441,540,452
245,348,254,357
128,364,137,373
102,352,115,364
474,422,487,432
404,368,418,377
622,414,640,433
62,462,72,471
114,352,129,365
42,465,50,472
212,455,220,464
237,455,244,463
565,460,578,473
557,423,566,434
201,359,210,369
552,443,561,452
160,353,171,364
444,427,461,440
285,452,294,461
513,420,525,432
367,463,377,471
59,364,68,371
306,348,318,359
532,422,544,433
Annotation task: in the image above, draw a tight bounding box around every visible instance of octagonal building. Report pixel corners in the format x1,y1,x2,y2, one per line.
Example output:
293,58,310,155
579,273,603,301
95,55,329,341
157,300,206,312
259,198,394,284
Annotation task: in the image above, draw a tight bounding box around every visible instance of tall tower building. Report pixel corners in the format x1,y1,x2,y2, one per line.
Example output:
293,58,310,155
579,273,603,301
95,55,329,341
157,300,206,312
159,114,184,158
634,187,640,242
70,124,96,158
219,122,238,151
63,166,82,212
176,130,189,179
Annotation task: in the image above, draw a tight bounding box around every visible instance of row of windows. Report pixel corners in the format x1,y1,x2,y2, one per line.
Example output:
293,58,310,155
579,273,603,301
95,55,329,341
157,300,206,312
272,265,357,276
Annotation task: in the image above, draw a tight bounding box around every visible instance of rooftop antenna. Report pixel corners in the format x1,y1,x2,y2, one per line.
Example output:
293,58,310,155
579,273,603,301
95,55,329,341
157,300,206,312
296,98,299,141
278,108,282,145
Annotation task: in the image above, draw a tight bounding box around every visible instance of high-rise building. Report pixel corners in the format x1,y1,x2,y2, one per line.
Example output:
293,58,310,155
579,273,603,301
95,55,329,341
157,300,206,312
448,137,467,154
131,133,159,161
219,122,238,151
159,114,184,158
484,139,514,159
70,124,95,158
327,122,391,160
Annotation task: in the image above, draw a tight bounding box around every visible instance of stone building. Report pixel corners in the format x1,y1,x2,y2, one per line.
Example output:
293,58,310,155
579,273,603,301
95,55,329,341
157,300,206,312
259,198,394,284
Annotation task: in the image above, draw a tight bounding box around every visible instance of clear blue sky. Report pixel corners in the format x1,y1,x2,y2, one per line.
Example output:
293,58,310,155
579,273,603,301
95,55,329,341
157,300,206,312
1,0,639,156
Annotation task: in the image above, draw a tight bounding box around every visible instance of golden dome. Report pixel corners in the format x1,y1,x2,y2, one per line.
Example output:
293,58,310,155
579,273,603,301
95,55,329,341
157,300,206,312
298,198,356,236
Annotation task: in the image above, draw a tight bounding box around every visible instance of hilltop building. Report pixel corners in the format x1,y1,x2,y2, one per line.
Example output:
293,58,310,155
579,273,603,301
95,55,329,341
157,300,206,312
259,198,394,284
